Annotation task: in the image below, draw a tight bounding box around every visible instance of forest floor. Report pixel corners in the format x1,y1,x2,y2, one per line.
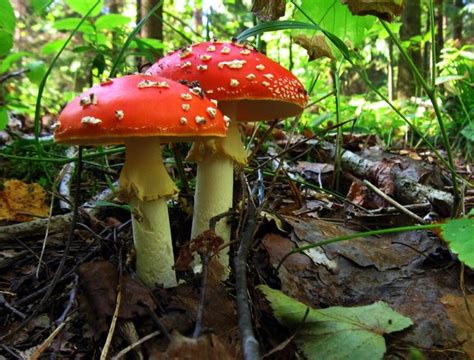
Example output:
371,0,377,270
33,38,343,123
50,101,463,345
0,123,473,359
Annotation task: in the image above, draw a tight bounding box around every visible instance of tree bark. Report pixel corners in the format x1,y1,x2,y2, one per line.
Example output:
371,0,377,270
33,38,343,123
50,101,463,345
141,0,164,58
396,0,421,99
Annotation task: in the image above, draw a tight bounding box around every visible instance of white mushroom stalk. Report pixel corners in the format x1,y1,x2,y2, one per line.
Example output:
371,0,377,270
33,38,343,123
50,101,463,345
120,138,178,288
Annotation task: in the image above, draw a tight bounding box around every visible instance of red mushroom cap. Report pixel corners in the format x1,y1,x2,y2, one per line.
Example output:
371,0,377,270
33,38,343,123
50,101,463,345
147,41,308,122
54,74,228,145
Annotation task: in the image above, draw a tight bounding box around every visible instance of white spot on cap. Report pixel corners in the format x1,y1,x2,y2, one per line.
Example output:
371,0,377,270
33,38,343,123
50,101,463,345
81,116,102,125
79,93,97,106
182,104,190,111
180,117,188,125
180,61,192,69
200,54,212,61
220,46,231,54
137,80,170,88
51,121,61,130
180,47,192,58
218,59,246,69
240,49,251,55
207,107,217,118
256,64,265,71
190,87,202,95
206,45,216,52
246,73,256,80
223,115,230,127
195,116,206,124
206,90,214,94
263,74,274,80
197,64,208,71
181,93,193,100
210,99,218,106
262,81,270,87
115,110,124,120
230,79,239,87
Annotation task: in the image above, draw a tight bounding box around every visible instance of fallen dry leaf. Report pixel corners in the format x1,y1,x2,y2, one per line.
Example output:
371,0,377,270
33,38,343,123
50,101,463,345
251,0,286,21
0,179,49,222
440,294,474,358
294,34,336,61
342,0,404,21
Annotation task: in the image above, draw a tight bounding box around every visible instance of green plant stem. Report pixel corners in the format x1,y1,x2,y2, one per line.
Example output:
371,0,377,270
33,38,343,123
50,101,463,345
276,223,441,271
331,62,342,190
429,0,437,89
381,20,460,214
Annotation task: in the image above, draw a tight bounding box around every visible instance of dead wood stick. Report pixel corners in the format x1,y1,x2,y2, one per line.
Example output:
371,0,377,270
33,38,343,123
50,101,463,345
318,141,454,208
59,147,77,211
234,201,260,360
363,180,426,224
0,184,116,242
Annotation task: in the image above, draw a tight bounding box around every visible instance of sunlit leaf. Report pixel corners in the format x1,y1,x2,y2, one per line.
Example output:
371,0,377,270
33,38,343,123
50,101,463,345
0,31,13,57
95,14,130,30
296,0,376,48
343,0,404,22
251,0,286,21
65,0,103,17
41,39,67,55
259,285,413,360
30,0,52,14
0,51,30,73
441,217,474,268
0,0,16,34
54,17,94,33
26,60,46,85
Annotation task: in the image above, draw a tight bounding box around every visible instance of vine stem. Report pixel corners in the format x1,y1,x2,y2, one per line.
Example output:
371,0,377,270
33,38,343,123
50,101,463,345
381,20,460,214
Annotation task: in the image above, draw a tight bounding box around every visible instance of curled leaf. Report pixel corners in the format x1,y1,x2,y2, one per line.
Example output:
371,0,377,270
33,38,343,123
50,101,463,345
294,34,335,61
342,0,404,22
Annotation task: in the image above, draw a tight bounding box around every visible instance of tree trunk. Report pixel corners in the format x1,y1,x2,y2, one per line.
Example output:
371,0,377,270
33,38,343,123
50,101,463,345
141,0,164,58
436,0,444,62
452,0,463,42
396,0,421,99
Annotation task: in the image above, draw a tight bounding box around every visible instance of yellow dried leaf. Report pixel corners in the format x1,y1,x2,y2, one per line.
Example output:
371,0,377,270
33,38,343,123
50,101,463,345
0,179,49,222
294,34,335,61
342,0,404,22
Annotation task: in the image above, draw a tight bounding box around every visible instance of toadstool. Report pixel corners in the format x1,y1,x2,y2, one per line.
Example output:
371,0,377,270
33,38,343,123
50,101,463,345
147,41,308,272
54,74,227,288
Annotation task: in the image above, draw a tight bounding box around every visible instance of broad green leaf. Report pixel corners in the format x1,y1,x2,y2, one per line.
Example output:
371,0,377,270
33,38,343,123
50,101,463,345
0,0,15,34
95,14,130,30
41,39,67,55
26,60,46,85
0,107,8,130
30,0,52,14
435,74,468,85
65,0,103,17
259,285,413,360
0,31,13,57
297,0,376,47
461,122,474,141
441,217,474,268
53,18,94,34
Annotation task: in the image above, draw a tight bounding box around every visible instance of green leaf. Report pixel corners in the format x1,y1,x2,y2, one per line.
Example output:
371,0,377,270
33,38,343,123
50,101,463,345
30,0,52,14
0,107,8,130
53,17,94,33
296,0,376,47
0,31,14,57
461,122,474,142
0,0,16,34
65,0,103,17
0,51,30,73
41,39,68,55
259,285,413,360
441,217,474,268
95,14,130,30
26,60,46,85
94,201,131,212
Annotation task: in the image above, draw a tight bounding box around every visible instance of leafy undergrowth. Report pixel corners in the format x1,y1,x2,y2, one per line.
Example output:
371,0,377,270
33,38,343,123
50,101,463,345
0,126,473,359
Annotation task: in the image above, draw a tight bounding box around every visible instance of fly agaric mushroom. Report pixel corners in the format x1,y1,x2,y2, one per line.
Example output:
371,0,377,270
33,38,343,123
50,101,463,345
147,40,307,271
54,74,227,288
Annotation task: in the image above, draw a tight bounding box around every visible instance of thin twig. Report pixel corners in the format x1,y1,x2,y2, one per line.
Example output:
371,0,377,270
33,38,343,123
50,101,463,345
140,301,171,342
363,180,426,224
56,274,78,325
29,316,71,360
193,252,210,339
111,331,160,360
234,181,260,360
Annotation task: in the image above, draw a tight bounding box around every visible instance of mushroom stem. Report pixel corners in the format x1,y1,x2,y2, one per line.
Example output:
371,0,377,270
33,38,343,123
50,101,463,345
191,103,243,274
120,138,177,288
